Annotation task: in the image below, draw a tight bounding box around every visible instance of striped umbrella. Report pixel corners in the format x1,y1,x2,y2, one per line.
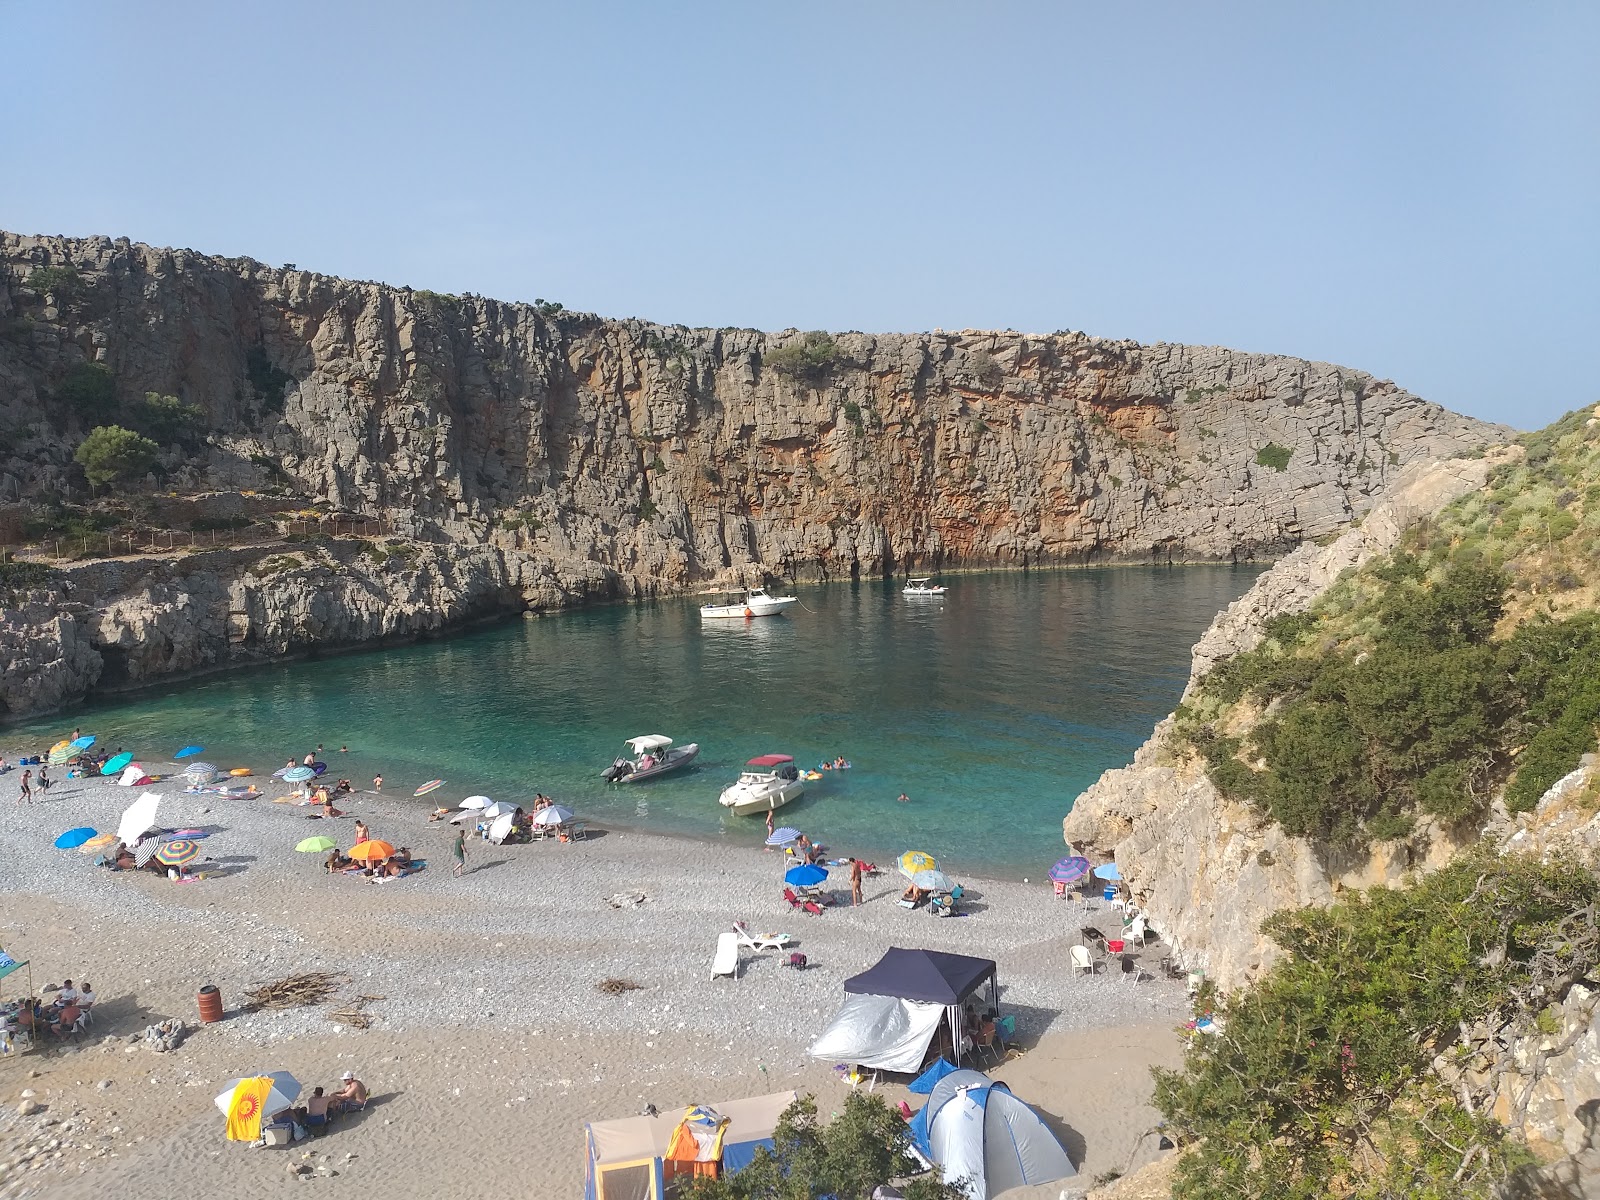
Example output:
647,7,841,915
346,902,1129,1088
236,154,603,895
766,827,801,847
78,833,117,854
48,743,78,765
897,850,938,879
281,766,316,783
155,839,201,867
1049,856,1091,885
413,779,444,797
134,838,163,867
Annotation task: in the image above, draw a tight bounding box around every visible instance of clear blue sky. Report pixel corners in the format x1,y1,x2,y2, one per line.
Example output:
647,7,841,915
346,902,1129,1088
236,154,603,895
6,2,1596,429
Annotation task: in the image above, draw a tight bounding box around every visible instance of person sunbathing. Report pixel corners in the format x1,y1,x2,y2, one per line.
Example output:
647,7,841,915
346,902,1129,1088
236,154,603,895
324,850,352,873
321,799,344,818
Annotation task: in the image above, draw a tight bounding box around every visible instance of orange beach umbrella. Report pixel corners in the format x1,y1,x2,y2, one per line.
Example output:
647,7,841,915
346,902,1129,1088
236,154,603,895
346,840,396,862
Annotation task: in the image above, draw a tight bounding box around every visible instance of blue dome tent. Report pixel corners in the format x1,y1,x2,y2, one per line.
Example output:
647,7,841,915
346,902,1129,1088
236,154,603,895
907,1064,1075,1199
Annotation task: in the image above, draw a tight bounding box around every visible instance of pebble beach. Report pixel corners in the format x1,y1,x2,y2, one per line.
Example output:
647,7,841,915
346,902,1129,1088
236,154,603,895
0,762,1189,1198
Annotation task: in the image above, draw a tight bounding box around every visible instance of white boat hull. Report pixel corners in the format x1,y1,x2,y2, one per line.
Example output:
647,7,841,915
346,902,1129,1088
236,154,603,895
719,776,805,816
701,596,798,619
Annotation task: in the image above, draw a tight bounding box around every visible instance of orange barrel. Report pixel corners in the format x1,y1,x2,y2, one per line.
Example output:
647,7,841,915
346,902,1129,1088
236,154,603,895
197,984,223,1024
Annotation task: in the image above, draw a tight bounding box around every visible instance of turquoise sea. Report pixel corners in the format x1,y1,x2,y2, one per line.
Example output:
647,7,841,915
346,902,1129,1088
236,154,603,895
15,567,1260,876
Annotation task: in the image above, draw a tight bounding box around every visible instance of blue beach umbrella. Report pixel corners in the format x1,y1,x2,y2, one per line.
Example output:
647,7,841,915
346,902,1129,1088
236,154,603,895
101,752,134,776
70,735,95,750
54,827,97,849
282,766,316,783
1048,856,1091,885
785,864,828,887
766,827,801,847
1093,862,1122,881
175,745,205,759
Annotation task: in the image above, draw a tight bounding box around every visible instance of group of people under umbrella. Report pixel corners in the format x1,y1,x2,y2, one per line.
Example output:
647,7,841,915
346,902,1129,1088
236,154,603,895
767,827,960,915
56,789,211,879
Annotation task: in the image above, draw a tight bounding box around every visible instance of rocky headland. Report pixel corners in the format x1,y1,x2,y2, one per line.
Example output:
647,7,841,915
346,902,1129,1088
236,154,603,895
0,230,1503,717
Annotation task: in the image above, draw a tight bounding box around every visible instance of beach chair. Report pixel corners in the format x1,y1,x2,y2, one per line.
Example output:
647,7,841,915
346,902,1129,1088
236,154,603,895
1121,953,1141,983
712,931,740,980
1124,914,1148,947
1069,945,1094,976
782,887,803,910
567,821,587,841
971,1021,1001,1067
733,921,790,951
802,899,824,916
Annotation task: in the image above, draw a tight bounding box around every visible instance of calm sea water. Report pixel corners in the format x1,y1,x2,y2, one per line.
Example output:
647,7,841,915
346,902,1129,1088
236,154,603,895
16,568,1259,876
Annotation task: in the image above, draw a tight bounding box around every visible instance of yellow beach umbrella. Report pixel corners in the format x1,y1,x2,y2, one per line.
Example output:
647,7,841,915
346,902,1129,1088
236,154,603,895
898,850,938,879
214,1072,300,1141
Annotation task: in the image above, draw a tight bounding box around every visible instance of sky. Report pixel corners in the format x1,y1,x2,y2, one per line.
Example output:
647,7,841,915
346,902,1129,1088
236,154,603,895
4,2,1596,430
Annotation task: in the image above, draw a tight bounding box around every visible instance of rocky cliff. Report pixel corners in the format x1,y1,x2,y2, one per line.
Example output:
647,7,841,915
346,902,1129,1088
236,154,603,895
3,231,1501,575
0,231,1505,717
1061,453,1505,987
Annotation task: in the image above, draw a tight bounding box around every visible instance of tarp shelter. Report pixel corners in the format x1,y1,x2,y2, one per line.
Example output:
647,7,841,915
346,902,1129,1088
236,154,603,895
808,948,999,1072
583,1090,797,1200
908,1065,1076,1200
0,949,35,1056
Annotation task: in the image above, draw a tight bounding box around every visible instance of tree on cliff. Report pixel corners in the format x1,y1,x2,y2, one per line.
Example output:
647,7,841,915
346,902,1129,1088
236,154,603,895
74,425,160,489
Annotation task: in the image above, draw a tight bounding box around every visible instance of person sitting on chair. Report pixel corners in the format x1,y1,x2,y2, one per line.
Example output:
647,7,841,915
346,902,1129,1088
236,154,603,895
303,1086,332,1129
48,1000,82,1037
333,1070,368,1112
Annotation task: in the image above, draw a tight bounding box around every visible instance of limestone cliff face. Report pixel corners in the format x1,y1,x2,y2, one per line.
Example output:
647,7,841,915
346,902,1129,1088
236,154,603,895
2,231,1501,579
1061,454,1503,988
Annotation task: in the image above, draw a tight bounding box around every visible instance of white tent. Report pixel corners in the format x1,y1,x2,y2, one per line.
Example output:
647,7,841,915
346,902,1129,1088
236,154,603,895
911,1068,1075,1199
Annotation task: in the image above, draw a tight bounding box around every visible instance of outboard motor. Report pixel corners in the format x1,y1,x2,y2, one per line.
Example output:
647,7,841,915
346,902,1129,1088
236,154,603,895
601,757,633,782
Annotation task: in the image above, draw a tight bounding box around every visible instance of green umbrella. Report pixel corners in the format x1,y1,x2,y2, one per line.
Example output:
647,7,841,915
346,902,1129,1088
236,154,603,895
295,836,338,853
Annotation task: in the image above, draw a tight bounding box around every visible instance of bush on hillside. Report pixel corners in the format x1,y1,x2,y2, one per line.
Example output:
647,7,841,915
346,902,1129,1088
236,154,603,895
765,332,841,387
74,425,160,489
56,362,119,422
1155,851,1600,1200
133,392,206,447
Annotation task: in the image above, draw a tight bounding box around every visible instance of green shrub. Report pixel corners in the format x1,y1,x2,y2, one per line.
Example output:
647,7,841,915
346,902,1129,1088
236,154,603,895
969,350,1004,389
28,265,82,297
245,347,294,411
56,363,118,422
1156,850,1595,1199
1255,442,1294,472
765,331,840,386
134,393,206,446
73,425,160,489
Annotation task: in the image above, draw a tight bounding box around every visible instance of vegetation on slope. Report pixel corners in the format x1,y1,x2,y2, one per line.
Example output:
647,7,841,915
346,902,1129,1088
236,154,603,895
1156,850,1600,1199
1178,405,1600,848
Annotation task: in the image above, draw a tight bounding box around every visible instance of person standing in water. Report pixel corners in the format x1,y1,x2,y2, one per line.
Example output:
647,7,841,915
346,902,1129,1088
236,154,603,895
765,810,775,844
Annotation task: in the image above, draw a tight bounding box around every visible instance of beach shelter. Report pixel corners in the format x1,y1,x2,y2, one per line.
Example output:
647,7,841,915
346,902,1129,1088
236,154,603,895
115,792,162,845
907,1066,1075,1199
583,1090,796,1200
214,1072,301,1142
808,948,999,1072
0,949,34,1056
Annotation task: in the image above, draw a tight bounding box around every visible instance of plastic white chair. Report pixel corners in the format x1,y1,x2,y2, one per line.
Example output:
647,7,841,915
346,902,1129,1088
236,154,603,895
1069,945,1094,975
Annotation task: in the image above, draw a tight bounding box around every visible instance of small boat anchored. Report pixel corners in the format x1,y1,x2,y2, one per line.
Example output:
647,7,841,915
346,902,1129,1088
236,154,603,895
903,577,947,597
700,587,799,620
601,735,701,783
719,754,805,816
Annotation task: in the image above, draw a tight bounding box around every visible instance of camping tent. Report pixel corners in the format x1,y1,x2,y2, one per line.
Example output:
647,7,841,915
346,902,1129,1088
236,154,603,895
908,1064,1076,1199
808,948,999,1072
583,1090,797,1200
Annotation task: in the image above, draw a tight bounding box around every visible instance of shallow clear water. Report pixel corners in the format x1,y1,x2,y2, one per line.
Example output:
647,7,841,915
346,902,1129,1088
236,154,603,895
15,567,1259,876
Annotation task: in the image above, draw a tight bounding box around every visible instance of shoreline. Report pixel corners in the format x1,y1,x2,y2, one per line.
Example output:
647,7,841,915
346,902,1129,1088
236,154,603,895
1,766,1190,1195
5,559,1269,728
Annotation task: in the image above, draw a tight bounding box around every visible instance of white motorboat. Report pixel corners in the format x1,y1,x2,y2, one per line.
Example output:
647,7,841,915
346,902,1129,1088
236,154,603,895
601,734,701,783
719,754,805,816
699,587,799,620
903,577,947,596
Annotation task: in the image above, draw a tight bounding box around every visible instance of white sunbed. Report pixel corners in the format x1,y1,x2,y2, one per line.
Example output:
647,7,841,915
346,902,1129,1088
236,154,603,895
712,930,741,980
733,921,791,951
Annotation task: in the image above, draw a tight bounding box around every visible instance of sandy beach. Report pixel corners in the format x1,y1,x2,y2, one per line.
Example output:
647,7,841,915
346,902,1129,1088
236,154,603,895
0,764,1187,1198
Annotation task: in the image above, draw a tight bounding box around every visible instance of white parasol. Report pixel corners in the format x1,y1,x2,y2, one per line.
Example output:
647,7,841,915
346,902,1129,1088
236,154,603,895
116,792,162,844
530,804,575,826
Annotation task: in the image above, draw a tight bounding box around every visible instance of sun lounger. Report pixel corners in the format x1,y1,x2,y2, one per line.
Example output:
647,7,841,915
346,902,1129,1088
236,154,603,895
802,900,823,916
733,921,791,951
712,930,740,980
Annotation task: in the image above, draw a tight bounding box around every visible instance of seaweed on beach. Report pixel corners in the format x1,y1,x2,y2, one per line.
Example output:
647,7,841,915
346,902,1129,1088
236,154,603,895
241,970,348,1011
328,994,385,1029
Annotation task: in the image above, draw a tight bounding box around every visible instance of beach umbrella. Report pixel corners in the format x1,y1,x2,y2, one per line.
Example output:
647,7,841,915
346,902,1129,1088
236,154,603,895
70,735,95,750
1049,856,1091,885
488,812,515,844
281,766,316,784
448,810,479,824
414,779,444,797
134,838,163,867
461,796,491,809
175,745,204,759
116,792,162,844
48,744,78,765
271,766,293,778
102,752,134,776
78,833,116,854
911,869,954,893
215,1072,301,1142
295,836,338,853
182,762,217,774
54,827,97,849
1093,862,1122,881
530,804,575,826
155,839,201,867
117,764,149,787
347,840,396,862
766,827,801,847
785,863,828,887
482,801,519,819
897,850,938,879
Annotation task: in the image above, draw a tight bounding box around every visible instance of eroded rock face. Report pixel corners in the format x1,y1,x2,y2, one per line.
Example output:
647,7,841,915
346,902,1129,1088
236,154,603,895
2,232,1501,577
1062,455,1502,989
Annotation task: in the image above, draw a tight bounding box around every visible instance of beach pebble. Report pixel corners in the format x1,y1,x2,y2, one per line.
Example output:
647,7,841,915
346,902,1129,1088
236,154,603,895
96,1081,112,1090
19,1090,35,1099
17,1100,43,1116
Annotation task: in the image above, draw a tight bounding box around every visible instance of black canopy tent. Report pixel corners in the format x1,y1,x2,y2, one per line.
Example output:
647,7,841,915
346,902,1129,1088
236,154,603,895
842,948,999,1067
